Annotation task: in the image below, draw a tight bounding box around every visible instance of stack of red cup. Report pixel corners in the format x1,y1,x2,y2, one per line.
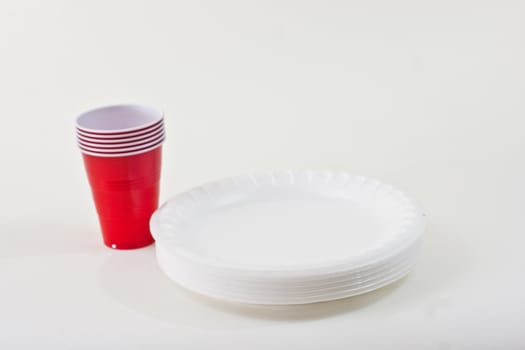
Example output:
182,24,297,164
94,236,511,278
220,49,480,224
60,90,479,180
76,104,165,249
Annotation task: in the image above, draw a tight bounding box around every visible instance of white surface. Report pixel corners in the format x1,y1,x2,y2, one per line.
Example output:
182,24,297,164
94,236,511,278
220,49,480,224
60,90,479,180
0,0,524,349
151,171,424,304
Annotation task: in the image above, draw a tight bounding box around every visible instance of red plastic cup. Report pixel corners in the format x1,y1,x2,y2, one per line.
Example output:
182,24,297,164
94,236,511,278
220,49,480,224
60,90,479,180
77,104,165,249
82,147,162,249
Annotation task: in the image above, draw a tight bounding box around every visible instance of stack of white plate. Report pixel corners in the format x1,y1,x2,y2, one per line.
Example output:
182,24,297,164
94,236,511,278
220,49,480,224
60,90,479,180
150,171,426,305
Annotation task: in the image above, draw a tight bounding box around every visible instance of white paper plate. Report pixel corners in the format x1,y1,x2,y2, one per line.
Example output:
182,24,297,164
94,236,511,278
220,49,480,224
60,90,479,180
151,171,425,304
154,238,421,304
155,235,421,291
156,249,418,304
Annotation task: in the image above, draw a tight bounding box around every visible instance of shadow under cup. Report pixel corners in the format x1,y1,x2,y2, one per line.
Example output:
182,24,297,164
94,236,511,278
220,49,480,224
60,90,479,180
82,147,162,249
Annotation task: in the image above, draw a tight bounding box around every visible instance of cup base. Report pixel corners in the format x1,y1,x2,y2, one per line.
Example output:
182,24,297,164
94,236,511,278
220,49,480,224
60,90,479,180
103,237,155,250
99,214,157,250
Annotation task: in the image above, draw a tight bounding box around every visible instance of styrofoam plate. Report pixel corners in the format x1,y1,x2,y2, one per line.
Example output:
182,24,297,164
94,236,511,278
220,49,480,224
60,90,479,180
155,235,421,290
151,171,425,304
154,238,421,304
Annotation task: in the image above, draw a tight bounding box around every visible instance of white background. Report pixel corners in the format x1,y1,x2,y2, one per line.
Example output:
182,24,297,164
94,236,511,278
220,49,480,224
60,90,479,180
1,0,524,349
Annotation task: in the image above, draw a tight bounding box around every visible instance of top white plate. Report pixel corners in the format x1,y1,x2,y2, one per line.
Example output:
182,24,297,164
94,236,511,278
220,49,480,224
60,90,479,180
151,171,425,277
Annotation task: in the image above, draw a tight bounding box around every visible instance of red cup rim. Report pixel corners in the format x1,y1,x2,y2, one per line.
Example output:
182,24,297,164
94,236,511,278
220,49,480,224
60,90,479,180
77,121,164,142
77,128,164,148
76,104,164,134
78,129,165,149
79,139,164,157
77,119,164,139
81,142,162,158
79,135,165,153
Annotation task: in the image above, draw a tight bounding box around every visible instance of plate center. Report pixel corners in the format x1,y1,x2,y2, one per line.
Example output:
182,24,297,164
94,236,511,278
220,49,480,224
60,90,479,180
177,194,388,267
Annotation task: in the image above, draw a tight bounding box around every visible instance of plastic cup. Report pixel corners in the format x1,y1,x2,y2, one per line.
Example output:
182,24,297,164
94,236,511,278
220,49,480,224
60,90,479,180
82,147,162,249
77,104,165,249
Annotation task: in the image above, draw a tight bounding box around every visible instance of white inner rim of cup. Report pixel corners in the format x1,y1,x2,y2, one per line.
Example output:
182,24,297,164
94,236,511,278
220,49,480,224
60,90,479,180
76,104,163,133
76,121,164,141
